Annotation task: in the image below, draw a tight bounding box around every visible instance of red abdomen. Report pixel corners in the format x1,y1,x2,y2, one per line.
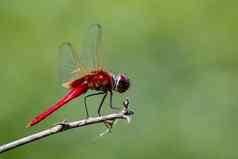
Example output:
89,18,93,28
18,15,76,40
28,83,88,127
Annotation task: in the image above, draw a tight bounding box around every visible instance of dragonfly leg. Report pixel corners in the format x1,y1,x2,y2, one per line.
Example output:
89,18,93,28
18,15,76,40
84,91,105,118
98,92,108,116
109,90,120,110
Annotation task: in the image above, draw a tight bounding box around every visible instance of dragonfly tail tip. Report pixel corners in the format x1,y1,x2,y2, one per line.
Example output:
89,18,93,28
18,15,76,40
26,122,32,128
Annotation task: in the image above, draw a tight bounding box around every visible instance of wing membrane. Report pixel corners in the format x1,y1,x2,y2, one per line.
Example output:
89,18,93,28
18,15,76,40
58,42,86,83
79,24,103,70
58,24,103,84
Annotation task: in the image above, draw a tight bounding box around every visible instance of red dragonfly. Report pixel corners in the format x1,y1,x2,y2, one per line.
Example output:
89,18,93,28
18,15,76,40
28,24,130,127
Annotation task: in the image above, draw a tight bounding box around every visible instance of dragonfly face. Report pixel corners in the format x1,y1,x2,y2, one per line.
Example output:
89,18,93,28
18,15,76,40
113,74,130,93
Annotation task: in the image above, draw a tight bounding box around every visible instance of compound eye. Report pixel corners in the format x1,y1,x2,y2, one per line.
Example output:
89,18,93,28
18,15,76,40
116,75,130,93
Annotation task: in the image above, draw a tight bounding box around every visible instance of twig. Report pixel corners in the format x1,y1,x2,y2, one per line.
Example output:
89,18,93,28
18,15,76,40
0,98,134,154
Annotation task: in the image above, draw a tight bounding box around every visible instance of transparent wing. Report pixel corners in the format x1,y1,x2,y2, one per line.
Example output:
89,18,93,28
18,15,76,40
79,24,103,70
58,42,86,83
58,24,103,84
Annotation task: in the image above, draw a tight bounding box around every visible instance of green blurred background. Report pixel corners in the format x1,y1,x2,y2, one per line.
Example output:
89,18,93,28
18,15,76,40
0,0,237,158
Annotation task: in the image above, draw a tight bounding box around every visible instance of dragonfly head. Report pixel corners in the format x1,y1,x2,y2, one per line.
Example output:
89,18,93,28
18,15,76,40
113,74,130,93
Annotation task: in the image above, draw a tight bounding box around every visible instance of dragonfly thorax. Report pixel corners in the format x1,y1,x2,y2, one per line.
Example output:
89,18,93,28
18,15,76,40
113,74,130,93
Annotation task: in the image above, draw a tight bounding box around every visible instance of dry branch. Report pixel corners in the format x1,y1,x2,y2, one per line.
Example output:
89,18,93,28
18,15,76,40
0,98,134,154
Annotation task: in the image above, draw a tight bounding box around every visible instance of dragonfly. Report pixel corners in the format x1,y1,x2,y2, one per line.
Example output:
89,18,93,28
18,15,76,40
28,24,130,127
